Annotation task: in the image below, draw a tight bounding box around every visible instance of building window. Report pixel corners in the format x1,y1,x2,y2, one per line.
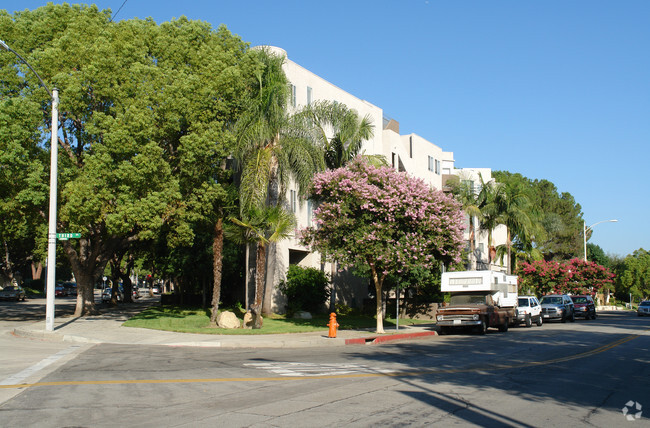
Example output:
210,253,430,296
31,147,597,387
307,200,313,225
290,190,297,213
306,86,312,105
409,136,413,158
435,160,441,175
291,84,296,107
428,156,434,172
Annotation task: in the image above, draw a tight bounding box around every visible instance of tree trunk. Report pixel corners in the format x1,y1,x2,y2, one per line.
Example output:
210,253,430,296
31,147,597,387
262,152,281,316
262,241,276,315
210,218,224,324
75,270,96,314
252,242,267,329
31,261,43,280
63,237,116,316
2,240,14,285
370,262,385,333
110,261,121,305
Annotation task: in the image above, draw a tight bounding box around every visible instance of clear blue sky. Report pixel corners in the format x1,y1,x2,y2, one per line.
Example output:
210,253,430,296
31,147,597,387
4,1,649,257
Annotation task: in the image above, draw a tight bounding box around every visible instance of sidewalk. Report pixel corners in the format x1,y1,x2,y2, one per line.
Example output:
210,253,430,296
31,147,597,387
13,300,438,348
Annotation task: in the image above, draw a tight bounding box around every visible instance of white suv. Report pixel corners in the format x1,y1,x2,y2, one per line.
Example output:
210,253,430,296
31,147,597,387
516,295,543,327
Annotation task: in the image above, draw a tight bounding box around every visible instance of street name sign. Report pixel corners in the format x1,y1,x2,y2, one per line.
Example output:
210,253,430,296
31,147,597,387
56,233,81,240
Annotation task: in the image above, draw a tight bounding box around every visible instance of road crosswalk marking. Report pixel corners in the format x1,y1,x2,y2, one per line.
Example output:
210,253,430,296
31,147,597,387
244,362,396,377
0,345,81,386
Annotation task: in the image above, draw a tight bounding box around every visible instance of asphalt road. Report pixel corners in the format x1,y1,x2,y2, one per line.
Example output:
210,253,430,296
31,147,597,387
1,303,649,427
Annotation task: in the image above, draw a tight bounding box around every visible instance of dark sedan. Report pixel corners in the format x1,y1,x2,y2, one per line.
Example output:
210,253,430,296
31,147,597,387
0,285,26,301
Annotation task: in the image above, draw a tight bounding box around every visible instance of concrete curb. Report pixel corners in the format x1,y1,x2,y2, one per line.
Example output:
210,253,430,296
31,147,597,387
344,330,438,345
13,322,439,349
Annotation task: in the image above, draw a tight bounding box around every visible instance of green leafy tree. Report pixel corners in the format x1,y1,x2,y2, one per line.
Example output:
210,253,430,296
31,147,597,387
0,64,49,287
493,172,584,262
0,5,252,315
618,249,650,301
587,243,610,267
301,158,465,333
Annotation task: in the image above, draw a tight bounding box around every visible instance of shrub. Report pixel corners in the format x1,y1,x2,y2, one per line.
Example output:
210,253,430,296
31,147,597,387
278,265,330,316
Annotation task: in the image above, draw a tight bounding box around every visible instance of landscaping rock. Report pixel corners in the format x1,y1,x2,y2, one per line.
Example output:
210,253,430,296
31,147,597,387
217,311,241,329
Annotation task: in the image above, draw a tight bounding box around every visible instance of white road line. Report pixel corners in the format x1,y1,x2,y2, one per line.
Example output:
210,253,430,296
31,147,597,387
244,362,396,377
0,345,81,385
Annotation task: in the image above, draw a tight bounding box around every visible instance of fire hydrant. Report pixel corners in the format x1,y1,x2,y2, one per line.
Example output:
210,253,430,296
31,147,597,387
327,312,339,338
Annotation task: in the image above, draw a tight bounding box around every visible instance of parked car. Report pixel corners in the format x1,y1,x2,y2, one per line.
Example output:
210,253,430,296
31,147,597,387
151,285,161,294
62,282,77,297
540,294,575,322
638,301,650,317
0,285,26,301
55,285,67,297
516,295,543,327
571,295,597,319
101,287,124,303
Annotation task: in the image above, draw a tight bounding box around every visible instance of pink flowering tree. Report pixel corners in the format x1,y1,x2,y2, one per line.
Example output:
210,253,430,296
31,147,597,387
518,260,569,295
517,258,614,296
300,158,465,333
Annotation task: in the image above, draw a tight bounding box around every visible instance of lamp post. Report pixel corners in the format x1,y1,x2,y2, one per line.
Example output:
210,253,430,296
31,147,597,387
583,219,618,261
1,39,59,332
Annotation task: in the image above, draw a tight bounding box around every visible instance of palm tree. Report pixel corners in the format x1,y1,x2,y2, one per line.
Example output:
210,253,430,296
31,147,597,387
483,179,536,274
476,176,501,267
298,100,378,169
230,206,295,328
234,48,323,212
234,48,324,315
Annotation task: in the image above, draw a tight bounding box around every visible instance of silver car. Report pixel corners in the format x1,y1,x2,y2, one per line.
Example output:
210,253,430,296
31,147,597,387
638,301,650,317
540,294,575,323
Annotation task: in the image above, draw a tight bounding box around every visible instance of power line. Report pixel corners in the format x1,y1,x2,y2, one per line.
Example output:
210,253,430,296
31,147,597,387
109,0,129,22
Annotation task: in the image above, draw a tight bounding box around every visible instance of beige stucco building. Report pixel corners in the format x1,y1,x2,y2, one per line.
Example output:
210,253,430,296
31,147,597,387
258,47,507,313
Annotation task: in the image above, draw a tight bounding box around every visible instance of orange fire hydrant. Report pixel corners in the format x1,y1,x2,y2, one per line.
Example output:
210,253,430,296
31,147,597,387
327,312,339,338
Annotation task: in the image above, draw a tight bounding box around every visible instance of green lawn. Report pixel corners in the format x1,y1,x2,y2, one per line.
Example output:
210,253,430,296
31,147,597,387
123,306,434,335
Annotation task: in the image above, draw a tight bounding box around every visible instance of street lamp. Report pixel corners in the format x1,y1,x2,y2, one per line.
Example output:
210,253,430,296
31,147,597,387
583,219,618,261
1,39,59,332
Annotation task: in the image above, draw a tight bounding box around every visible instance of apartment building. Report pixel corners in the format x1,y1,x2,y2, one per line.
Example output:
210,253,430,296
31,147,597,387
259,47,506,312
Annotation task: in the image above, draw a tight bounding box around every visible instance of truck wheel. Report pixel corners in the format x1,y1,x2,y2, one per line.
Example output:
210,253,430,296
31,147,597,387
536,316,543,327
439,327,449,335
525,315,532,328
498,319,509,332
570,311,575,322
561,313,567,323
477,320,487,335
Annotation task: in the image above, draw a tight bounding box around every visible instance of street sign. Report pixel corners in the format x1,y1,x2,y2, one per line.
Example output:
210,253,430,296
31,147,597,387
56,232,81,240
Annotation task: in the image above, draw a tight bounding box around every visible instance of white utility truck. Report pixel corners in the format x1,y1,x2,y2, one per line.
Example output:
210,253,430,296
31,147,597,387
436,270,518,335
